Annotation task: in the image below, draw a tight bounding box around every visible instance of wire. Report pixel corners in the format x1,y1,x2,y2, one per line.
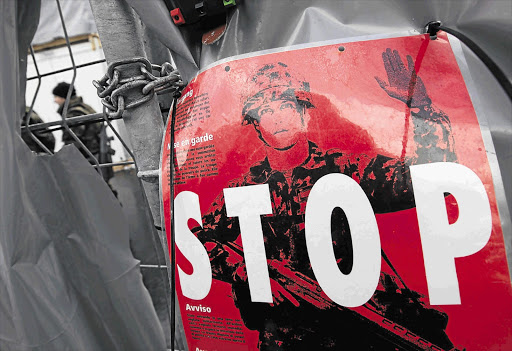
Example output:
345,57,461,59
169,90,181,351
426,21,512,101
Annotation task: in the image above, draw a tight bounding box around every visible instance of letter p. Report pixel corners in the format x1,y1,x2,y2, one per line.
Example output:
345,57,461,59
411,162,492,305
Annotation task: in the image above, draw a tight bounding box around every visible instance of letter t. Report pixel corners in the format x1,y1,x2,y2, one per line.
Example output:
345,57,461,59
224,184,273,303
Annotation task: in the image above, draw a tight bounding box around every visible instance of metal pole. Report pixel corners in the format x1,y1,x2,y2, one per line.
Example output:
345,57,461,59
89,0,163,230
88,1,186,349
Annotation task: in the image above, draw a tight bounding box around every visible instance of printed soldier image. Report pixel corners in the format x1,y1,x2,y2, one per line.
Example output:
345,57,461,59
193,49,458,350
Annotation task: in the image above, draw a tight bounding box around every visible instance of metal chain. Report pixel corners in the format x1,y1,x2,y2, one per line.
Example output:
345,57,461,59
93,57,185,118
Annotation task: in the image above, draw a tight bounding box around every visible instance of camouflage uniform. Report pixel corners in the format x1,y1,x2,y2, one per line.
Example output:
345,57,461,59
197,115,455,350
58,96,101,157
58,96,114,183
195,55,457,350
21,107,55,153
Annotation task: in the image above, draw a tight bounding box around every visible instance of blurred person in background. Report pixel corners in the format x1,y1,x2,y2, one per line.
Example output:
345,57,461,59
21,106,55,153
52,81,101,158
53,82,116,195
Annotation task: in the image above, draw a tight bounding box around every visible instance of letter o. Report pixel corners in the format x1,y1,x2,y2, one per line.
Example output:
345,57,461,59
305,173,381,307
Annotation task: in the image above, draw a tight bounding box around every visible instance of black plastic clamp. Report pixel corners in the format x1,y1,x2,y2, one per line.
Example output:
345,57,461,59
425,21,442,40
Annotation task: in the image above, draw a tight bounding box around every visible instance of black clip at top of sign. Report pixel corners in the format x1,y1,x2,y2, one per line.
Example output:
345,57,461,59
425,21,512,102
168,0,236,27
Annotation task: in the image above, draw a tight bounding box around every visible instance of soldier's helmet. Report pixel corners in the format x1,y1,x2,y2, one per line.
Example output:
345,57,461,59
242,62,314,125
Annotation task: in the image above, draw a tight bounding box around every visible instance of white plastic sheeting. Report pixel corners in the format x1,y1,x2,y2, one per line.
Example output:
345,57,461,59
0,1,167,350
1,0,510,350
32,0,97,45
126,0,511,270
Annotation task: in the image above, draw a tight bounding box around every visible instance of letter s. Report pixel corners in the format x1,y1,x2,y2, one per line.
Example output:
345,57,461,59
174,191,212,300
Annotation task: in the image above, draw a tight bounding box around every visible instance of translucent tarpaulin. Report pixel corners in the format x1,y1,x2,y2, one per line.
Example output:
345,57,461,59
126,0,512,267
1,0,510,350
0,1,166,350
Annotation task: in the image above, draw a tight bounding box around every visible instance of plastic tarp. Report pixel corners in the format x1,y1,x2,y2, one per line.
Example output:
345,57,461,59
1,0,510,350
32,0,98,46
0,1,166,350
125,0,512,269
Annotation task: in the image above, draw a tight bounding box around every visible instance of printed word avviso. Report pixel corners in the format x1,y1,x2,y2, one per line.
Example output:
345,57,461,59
185,303,212,313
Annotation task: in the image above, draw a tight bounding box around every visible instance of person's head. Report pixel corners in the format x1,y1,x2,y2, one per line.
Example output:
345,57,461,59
242,62,314,150
52,82,76,106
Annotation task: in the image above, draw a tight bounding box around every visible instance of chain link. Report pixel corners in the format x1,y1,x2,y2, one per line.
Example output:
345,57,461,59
93,57,186,117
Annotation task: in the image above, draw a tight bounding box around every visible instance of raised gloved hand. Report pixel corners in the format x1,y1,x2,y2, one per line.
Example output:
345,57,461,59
375,48,432,108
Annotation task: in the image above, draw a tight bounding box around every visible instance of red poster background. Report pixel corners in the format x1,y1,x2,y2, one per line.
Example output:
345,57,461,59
161,33,512,350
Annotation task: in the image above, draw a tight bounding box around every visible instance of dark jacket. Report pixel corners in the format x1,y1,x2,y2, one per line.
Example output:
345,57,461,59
58,96,101,156
21,107,55,153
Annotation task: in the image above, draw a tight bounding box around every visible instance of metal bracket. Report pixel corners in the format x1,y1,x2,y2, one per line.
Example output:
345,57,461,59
137,169,160,182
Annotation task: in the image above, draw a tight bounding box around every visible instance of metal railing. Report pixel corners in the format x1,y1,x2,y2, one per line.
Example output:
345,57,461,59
25,3,134,172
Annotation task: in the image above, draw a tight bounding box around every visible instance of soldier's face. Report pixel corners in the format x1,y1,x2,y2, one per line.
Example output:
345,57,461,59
255,99,305,150
54,96,65,106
